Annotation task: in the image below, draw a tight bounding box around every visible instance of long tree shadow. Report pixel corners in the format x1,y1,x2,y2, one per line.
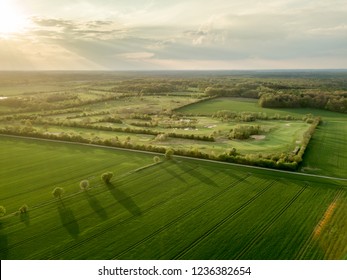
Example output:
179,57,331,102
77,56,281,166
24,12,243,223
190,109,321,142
56,201,80,239
161,161,187,184
106,183,142,216
0,222,9,259
84,192,108,220
176,162,221,188
20,212,31,227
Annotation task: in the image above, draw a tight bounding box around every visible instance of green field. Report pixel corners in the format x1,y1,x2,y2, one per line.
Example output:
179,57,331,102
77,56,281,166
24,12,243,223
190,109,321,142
0,136,346,260
177,97,346,120
2,72,345,176
0,95,315,159
0,72,346,260
177,97,347,178
301,120,347,178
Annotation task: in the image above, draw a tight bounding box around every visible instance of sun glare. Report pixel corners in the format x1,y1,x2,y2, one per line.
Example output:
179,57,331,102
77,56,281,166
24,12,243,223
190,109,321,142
0,0,27,36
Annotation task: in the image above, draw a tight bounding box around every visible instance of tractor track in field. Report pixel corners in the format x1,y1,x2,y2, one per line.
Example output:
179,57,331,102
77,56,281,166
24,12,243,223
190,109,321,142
2,162,193,228
0,161,126,202
44,170,235,259
111,174,252,259
234,184,307,259
294,188,344,259
0,164,202,255
172,180,275,260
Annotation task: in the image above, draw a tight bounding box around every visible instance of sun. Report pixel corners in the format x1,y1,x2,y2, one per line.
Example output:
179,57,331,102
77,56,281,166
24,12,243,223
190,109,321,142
0,0,27,36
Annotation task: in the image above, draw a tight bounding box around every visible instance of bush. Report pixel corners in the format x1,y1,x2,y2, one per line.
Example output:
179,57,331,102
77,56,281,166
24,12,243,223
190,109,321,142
79,180,90,191
19,204,29,214
153,156,161,163
165,148,174,160
52,187,64,199
229,125,261,139
0,206,6,217
101,172,113,184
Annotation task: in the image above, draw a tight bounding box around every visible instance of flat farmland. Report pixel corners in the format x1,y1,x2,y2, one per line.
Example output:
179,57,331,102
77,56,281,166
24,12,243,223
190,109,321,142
0,136,152,211
177,97,347,120
0,137,346,260
301,120,347,178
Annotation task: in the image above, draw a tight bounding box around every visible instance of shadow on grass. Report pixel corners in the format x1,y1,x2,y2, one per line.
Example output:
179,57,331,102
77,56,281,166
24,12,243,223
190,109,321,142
161,161,187,184
20,212,30,227
176,162,221,188
84,192,108,220
56,201,80,239
106,183,142,217
0,222,9,259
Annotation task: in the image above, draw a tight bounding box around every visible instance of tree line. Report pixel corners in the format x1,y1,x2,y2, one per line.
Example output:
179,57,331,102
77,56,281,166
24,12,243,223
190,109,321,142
32,119,216,142
259,92,346,113
0,116,320,171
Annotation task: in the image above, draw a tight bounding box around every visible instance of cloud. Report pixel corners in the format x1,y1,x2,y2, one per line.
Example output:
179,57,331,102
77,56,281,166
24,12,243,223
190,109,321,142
3,0,347,70
118,52,154,60
30,17,127,40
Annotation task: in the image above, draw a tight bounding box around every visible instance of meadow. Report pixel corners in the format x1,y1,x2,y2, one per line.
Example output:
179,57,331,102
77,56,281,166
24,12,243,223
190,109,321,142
300,120,347,178
177,96,346,120
0,136,346,260
177,97,347,177
0,92,317,171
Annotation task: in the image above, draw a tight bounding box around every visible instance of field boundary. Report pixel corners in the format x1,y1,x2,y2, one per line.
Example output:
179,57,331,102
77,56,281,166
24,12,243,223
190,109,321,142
2,133,346,182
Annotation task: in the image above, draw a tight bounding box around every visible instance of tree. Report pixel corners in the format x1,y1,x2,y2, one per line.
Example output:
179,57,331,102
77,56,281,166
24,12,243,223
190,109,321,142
153,156,161,163
52,187,64,199
101,172,113,184
79,180,89,191
165,148,174,160
19,204,29,214
0,206,6,217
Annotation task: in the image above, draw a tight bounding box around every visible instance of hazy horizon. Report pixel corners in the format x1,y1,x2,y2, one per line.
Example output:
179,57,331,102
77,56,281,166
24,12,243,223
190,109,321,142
1,0,346,71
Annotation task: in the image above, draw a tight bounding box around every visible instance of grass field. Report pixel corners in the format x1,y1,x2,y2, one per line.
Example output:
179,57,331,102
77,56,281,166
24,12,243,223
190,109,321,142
177,97,347,178
0,136,152,212
29,118,309,155
0,136,346,260
301,120,347,178
177,97,346,120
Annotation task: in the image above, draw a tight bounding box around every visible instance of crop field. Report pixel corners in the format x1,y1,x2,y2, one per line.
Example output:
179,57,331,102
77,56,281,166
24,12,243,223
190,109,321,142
301,120,347,178
0,136,156,212
177,97,346,120
0,136,346,260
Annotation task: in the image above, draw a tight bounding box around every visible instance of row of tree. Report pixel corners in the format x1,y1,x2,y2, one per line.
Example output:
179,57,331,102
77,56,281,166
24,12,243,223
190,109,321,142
213,110,297,122
0,116,320,171
204,83,260,98
229,125,262,140
32,118,216,142
51,171,114,201
0,204,29,219
0,90,136,115
259,92,346,113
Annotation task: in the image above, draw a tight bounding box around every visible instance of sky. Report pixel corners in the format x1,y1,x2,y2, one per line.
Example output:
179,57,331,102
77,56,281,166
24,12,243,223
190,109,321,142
0,0,346,70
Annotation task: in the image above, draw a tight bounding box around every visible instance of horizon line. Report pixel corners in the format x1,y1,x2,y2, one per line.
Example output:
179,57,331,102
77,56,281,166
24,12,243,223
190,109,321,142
0,68,347,72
